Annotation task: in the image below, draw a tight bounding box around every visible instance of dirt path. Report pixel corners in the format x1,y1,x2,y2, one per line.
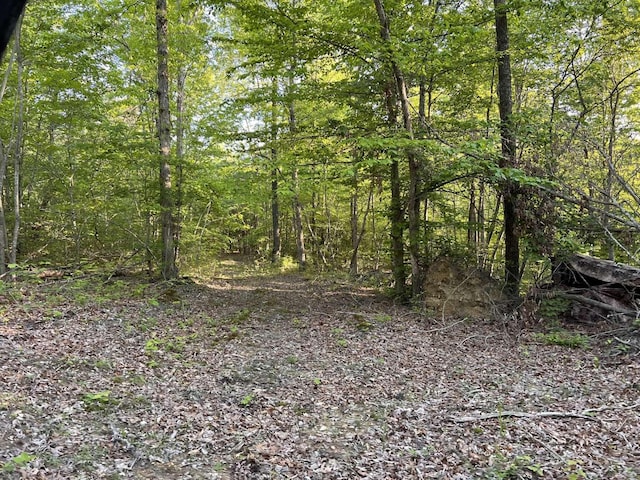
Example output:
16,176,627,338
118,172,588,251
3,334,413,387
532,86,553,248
1,263,639,478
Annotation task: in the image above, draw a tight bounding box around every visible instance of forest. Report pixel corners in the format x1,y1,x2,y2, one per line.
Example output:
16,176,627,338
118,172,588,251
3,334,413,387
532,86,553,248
0,0,637,292
1,0,640,479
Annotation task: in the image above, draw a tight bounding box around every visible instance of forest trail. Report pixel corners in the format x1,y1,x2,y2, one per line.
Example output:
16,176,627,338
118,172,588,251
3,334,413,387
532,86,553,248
1,262,639,478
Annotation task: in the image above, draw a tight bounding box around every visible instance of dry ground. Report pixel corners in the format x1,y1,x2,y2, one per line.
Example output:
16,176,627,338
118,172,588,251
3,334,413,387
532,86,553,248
1,258,639,479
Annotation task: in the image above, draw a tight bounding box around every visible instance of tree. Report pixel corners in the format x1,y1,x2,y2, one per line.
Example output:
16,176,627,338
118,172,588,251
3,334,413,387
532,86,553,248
493,0,520,296
156,0,178,279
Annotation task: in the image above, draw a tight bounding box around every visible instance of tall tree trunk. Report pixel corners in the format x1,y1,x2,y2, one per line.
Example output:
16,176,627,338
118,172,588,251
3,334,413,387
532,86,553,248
156,0,177,279
349,166,359,276
270,79,281,263
292,168,305,269
287,79,306,270
0,17,21,274
467,180,477,250
9,15,23,266
0,141,7,274
350,173,374,276
603,88,619,260
494,0,520,296
375,0,422,298
175,66,187,265
271,170,281,262
383,82,406,298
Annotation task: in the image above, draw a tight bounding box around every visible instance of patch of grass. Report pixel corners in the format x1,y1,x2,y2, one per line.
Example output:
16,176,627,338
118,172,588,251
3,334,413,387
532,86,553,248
82,391,114,411
73,444,108,470
483,454,544,479
225,325,241,341
93,359,112,370
534,330,590,349
229,308,251,324
145,335,192,356
1,452,36,473
205,316,218,328
564,459,588,479
137,316,158,332
240,394,254,407
44,308,64,319
213,462,227,473
179,318,195,328
356,320,375,331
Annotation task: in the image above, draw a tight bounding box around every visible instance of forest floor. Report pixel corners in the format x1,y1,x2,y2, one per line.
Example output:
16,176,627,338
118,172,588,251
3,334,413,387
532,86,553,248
1,256,639,479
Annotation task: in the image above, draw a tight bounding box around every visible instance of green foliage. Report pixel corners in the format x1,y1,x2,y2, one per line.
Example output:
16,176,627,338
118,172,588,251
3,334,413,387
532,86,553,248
538,296,570,321
534,331,590,349
356,320,374,331
229,308,251,324
564,459,588,479
1,452,36,473
286,355,298,365
0,0,638,300
82,391,113,411
144,335,191,356
374,314,392,323
483,454,544,479
240,394,254,407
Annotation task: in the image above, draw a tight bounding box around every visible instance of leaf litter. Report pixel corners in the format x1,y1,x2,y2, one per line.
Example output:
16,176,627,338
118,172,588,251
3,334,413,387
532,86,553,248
0,265,639,479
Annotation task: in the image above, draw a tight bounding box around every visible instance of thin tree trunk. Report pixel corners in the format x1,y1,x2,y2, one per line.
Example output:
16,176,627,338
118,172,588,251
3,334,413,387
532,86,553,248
175,67,187,265
467,180,477,250
270,79,281,263
494,0,519,296
383,82,406,298
292,168,305,269
375,0,422,298
156,0,177,279
0,141,7,274
350,166,359,276
350,178,374,276
9,16,23,265
604,88,619,260
287,79,305,269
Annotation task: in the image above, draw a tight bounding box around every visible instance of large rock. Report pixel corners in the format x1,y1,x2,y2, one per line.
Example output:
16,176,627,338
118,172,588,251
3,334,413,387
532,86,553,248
423,257,506,319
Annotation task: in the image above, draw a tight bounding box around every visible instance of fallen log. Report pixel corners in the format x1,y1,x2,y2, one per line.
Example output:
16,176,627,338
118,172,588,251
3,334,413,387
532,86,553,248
546,254,640,322
553,254,640,289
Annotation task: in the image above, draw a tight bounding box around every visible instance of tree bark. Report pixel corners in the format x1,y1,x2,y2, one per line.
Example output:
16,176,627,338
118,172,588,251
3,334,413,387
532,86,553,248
383,81,406,298
350,174,374,276
9,15,24,266
0,141,7,274
292,168,306,269
287,80,306,270
350,166,359,276
494,0,520,296
156,0,177,279
270,79,281,263
374,0,422,298
175,66,187,265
